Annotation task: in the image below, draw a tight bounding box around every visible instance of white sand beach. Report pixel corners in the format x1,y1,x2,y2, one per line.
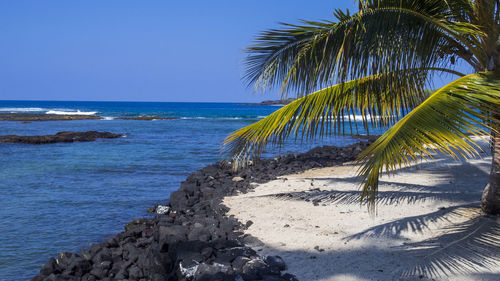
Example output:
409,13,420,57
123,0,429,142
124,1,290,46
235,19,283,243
224,142,500,281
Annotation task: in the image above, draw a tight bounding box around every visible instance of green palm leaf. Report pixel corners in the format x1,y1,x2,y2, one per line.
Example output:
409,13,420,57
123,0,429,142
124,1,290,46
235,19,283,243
245,1,483,96
357,72,500,211
227,0,500,218
224,68,461,170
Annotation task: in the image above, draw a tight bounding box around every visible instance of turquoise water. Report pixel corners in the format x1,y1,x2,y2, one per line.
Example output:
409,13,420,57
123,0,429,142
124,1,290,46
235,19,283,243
0,101,377,280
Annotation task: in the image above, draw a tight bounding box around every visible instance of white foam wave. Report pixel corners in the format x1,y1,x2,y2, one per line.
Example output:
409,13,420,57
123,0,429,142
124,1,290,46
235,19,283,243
101,116,115,120
0,107,45,112
179,117,207,120
46,110,98,116
220,117,242,120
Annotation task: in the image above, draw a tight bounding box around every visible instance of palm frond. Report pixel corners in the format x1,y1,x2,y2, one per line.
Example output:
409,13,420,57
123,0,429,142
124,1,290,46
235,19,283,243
245,1,483,96
225,68,460,170
357,72,500,211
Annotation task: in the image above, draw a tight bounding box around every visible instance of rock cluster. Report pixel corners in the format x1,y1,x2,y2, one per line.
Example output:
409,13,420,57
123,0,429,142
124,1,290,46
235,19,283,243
0,113,180,122
32,141,374,281
0,131,122,144
0,113,101,121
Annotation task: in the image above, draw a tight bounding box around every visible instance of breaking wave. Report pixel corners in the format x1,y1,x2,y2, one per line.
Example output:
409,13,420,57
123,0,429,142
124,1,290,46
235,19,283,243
45,110,98,115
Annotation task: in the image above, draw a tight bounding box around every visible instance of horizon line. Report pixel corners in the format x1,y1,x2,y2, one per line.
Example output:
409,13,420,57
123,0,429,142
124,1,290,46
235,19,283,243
0,99,278,104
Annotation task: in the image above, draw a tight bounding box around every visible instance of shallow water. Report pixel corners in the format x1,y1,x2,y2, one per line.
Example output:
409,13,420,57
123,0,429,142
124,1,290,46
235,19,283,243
0,101,380,280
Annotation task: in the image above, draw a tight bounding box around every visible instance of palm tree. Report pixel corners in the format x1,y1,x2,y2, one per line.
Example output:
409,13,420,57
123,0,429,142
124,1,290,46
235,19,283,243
224,0,500,214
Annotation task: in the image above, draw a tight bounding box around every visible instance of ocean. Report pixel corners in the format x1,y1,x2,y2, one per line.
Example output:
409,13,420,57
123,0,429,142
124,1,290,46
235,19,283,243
0,100,379,280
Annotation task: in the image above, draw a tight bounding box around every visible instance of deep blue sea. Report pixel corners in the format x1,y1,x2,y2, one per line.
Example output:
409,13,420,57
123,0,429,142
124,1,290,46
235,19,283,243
0,101,378,280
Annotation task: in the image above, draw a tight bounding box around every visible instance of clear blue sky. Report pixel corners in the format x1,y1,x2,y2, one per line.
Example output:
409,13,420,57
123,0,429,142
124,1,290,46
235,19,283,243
0,1,462,102
0,1,357,102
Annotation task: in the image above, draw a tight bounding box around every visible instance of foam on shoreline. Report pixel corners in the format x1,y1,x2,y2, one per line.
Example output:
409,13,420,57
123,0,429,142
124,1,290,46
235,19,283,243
45,110,98,115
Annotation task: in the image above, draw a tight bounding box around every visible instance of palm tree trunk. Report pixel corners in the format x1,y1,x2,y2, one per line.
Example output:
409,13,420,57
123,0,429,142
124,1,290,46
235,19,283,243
481,122,500,215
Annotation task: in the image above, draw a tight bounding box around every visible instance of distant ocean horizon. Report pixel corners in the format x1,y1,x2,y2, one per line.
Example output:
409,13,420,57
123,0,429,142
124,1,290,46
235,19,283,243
0,100,381,280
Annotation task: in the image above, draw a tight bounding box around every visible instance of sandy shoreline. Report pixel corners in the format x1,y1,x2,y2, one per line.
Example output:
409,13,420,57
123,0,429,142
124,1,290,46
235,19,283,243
224,147,500,280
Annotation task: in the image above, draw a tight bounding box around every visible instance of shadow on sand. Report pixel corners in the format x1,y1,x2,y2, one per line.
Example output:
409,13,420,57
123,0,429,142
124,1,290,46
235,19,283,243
244,158,499,280
251,207,499,280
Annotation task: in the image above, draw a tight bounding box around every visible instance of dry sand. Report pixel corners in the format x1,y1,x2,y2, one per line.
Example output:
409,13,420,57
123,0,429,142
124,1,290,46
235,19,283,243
223,144,500,281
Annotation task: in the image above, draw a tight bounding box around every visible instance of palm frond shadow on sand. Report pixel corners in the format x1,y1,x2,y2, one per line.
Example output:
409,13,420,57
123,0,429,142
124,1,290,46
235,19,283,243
250,203,499,279
338,204,499,277
395,211,500,278
250,160,498,278
266,156,490,206
272,189,451,206
268,180,478,206
344,203,477,241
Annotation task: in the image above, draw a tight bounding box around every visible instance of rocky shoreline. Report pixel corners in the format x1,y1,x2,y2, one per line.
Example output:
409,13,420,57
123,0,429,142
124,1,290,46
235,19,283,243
31,141,373,281
0,113,101,121
0,113,179,122
0,131,122,144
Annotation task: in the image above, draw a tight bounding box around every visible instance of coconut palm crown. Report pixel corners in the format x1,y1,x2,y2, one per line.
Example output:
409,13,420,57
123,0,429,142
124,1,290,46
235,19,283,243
224,0,500,214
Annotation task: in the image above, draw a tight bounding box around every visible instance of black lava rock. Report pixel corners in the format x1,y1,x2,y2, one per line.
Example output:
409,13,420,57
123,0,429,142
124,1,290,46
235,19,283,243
32,141,374,281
